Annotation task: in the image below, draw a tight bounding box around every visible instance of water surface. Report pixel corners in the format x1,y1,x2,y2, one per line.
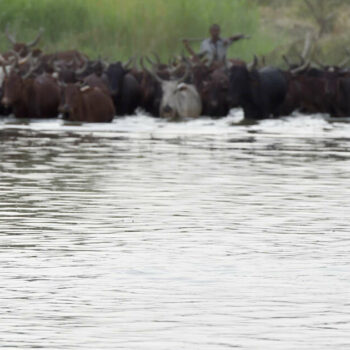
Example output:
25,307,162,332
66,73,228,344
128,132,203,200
1,112,350,349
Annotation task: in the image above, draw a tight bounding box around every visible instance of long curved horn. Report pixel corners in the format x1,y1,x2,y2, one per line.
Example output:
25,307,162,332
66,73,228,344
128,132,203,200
338,57,350,69
22,59,39,79
338,48,350,69
8,50,19,68
313,57,327,69
27,27,44,48
18,52,33,65
5,24,16,45
283,55,292,69
152,52,161,65
123,56,133,70
175,64,190,84
145,55,157,67
75,57,88,75
302,32,312,61
248,55,258,71
53,61,62,72
1,63,8,77
291,60,310,75
0,54,7,64
140,56,163,83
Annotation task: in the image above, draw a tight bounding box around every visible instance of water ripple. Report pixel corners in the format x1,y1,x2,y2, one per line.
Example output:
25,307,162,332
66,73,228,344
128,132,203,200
1,113,350,349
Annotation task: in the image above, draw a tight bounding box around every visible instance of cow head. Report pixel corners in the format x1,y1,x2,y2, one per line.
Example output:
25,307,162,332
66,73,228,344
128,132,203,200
150,65,194,119
228,65,252,107
2,70,22,107
1,56,40,107
159,81,186,119
5,25,44,58
106,59,132,96
202,68,229,115
59,84,80,118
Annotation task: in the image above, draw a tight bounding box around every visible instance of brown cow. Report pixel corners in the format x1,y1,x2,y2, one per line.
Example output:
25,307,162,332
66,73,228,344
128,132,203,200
2,69,60,119
83,74,110,96
59,84,115,122
3,26,44,59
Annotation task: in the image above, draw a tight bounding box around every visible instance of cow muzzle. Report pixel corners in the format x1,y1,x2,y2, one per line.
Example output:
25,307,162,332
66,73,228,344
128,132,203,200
1,97,10,107
58,104,70,114
161,105,177,118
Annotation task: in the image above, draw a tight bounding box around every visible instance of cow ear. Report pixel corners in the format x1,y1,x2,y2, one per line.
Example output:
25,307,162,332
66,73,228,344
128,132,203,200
177,82,187,91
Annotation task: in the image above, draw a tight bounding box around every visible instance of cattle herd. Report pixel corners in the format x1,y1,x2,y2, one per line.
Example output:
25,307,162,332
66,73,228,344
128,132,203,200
1,27,350,123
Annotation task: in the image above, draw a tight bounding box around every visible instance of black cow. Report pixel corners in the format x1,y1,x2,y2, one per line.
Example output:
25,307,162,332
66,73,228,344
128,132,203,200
228,65,288,119
334,76,350,117
106,61,141,116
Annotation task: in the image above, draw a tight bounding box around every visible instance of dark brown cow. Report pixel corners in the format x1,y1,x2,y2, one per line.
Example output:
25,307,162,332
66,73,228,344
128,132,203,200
3,26,44,59
59,84,115,122
2,70,60,118
48,50,89,69
83,74,110,96
280,66,350,116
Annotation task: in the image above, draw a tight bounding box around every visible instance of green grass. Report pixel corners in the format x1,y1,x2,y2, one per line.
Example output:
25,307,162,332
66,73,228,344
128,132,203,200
0,0,276,62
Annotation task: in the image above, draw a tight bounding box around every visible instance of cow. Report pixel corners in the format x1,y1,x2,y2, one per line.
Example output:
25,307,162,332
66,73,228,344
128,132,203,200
150,66,202,120
137,57,172,116
279,61,350,116
59,84,115,123
228,62,288,120
105,60,141,116
333,76,350,117
3,25,44,59
82,73,110,96
2,67,60,119
200,66,230,117
135,68,163,117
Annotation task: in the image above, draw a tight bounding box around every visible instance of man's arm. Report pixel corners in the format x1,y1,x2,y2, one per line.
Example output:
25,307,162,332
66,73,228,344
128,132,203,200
183,39,197,57
183,39,208,62
225,34,250,46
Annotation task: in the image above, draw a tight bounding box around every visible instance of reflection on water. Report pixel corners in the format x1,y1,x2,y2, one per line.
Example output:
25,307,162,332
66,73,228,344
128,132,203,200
1,113,350,349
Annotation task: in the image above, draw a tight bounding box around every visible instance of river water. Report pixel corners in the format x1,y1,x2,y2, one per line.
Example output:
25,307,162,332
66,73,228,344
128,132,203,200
1,111,350,349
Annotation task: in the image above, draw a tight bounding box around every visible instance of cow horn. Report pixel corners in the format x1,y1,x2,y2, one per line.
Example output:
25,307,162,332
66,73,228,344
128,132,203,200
8,50,19,68
5,24,16,45
145,55,157,67
140,56,163,83
53,61,62,72
27,27,44,48
301,31,312,61
291,60,310,75
1,63,8,77
338,57,350,69
248,55,258,71
123,57,133,70
152,52,161,65
175,64,190,84
313,57,327,69
140,56,150,73
22,60,36,79
0,54,6,64
338,48,350,69
75,57,88,75
19,52,33,65
283,55,293,69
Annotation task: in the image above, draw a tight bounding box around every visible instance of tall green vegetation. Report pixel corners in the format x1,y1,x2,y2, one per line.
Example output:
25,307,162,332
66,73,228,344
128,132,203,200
0,0,275,61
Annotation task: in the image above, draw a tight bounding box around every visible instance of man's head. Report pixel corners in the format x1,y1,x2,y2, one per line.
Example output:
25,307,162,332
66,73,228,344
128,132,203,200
209,24,221,41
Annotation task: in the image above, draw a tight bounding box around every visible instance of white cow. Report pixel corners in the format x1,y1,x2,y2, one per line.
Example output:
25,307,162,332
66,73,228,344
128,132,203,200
144,62,202,120
159,80,202,119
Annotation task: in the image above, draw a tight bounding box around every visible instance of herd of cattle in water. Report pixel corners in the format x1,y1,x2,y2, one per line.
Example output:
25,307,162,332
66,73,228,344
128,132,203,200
1,28,350,123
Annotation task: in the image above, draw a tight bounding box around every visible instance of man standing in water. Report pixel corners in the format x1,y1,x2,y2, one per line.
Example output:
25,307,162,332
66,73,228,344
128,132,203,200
183,24,247,63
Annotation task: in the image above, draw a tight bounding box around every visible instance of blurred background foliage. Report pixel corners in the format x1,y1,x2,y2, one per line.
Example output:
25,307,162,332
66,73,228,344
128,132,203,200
0,0,349,66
